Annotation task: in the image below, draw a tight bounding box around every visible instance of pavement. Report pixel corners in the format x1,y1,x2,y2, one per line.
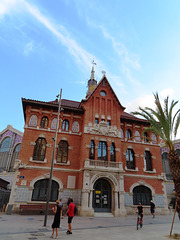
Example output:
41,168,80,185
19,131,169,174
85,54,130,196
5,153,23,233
0,212,179,240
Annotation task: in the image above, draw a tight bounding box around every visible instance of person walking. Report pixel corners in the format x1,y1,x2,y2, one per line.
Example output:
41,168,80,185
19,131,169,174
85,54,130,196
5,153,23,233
150,200,156,218
66,198,75,234
51,200,62,239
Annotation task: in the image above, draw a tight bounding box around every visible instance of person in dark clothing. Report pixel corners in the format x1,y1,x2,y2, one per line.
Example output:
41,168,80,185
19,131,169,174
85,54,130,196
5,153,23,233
135,203,144,226
150,200,156,218
51,200,62,239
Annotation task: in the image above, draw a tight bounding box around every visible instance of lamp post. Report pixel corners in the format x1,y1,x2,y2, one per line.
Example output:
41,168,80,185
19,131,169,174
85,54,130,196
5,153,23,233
44,89,62,227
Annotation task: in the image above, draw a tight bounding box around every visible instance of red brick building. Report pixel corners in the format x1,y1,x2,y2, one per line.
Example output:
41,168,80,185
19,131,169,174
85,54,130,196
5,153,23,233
9,68,168,215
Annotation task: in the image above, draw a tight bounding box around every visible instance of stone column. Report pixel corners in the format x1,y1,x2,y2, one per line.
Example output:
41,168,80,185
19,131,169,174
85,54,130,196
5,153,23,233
114,190,119,216
119,175,127,216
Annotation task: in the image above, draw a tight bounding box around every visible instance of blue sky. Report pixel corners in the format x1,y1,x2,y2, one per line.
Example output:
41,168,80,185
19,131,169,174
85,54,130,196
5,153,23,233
0,0,180,138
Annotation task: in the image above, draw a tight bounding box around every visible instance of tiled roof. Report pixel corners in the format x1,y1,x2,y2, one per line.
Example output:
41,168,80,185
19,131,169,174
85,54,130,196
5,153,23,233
49,99,81,109
121,111,149,123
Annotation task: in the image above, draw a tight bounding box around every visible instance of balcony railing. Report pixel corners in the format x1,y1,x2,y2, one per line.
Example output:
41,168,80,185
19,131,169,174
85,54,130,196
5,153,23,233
84,159,123,171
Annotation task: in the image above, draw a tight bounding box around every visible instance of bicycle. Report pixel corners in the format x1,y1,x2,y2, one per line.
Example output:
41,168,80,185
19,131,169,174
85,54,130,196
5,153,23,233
136,213,143,230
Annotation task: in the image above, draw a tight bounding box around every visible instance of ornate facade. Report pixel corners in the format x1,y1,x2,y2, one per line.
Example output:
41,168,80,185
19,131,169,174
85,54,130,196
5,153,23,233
9,69,168,215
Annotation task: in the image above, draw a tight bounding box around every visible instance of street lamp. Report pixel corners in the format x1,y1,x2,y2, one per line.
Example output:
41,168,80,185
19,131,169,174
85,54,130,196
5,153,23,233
44,89,62,227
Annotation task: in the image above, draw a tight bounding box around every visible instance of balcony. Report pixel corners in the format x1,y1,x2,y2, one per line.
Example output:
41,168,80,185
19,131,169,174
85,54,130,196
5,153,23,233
84,159,123,171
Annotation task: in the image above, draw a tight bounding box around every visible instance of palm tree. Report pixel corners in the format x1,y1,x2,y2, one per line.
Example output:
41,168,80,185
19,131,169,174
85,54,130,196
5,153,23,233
131,92,180,219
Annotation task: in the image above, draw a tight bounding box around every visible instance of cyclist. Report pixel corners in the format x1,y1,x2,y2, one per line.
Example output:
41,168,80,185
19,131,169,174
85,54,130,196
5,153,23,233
135,202,144,227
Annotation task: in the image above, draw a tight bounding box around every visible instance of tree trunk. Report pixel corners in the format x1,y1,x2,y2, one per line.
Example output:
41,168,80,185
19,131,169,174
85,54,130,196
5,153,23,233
168,150,180,219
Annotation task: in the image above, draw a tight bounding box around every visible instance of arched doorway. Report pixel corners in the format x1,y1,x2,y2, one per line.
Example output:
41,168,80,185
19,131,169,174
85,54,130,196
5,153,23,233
93,178,111,212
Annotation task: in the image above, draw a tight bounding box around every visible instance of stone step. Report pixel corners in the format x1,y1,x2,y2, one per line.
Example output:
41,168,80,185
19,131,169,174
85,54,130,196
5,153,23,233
94,212,114,217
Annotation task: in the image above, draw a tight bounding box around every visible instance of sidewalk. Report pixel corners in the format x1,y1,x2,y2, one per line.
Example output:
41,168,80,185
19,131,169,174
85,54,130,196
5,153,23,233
0,213,179,240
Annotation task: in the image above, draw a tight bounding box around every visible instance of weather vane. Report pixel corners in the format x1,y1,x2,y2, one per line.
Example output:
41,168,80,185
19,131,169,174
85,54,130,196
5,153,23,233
92,59,97,66
101,70,106,75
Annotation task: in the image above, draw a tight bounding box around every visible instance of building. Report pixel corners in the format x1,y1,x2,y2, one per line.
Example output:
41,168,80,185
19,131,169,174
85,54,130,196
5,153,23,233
0,125,23,210
9,68,168,215
160,140,180,209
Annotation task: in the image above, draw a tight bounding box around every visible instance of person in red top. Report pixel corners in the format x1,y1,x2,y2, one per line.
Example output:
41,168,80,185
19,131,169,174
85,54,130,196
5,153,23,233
66,198,75,234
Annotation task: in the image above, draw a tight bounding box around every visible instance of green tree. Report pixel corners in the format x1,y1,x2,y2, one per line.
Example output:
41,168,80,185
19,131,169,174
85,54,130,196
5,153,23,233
131,92,180,219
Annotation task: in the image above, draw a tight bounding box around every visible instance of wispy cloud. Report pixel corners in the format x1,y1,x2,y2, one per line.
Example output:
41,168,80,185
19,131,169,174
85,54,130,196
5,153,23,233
23,41,33,56
86,19,141,86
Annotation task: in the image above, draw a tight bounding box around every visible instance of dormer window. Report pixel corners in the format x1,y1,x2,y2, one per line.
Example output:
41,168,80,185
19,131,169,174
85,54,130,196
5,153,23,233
100,90,106,96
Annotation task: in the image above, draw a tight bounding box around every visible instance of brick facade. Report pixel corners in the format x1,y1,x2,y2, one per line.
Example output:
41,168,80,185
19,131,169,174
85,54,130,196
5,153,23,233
9,71,168,215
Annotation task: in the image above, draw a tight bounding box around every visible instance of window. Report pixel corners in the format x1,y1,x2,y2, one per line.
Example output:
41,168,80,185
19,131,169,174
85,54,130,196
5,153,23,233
110,143,115,162
133,185,152,205
40,116,48,128
95,118,99,124
0,137,12,152
89,140,95,159
57,140,68,163
62,120,69,131
32,179,59,202
143,132,148,142
162,152,172,180
9,143,21,171
0,137,12,171
135,131,141,142
126,149,135,169
33,138,46,161
100,90,106,96
126,129,132,140
98,141,107,161
144,151,153,171
107,120,111,126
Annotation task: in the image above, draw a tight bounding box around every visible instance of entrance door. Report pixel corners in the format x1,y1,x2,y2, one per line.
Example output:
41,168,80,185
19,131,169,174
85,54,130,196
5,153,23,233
93,178,111,212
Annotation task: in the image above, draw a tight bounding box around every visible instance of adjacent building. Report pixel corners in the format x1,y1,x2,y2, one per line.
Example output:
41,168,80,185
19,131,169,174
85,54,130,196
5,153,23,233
0,125,23,210
9,68,168,215
160,140,180,209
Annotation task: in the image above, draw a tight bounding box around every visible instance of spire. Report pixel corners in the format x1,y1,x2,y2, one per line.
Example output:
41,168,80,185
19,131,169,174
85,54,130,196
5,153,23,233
86,61,97,98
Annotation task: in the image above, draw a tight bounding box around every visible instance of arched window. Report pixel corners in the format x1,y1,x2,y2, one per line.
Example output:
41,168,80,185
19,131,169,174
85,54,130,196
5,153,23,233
62,120,69,131
98,141,107,161
89,140,95,159
133,185,152,205
9,143,21,171
57,140,68,163
135,131,141,142
32,179,59,202
144,151,153,171
110,143,115,162
33,138,46,161
126,129,132,140
126,148,135,169
0,137,12,152
40,116,48,128
162,152,172,180
0,137,12,171
143,132,148,142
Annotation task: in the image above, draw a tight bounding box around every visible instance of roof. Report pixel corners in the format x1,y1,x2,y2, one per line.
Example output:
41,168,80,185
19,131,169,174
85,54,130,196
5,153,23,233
22,98,149,124
121,111,150,124
22,98,84,120
0,125,23,137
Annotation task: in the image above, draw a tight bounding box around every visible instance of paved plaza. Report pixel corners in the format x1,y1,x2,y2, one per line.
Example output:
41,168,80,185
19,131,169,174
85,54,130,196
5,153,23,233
0,212,179,240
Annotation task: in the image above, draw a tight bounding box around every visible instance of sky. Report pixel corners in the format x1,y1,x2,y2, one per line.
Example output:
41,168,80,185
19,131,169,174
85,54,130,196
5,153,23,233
0,0,180,138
